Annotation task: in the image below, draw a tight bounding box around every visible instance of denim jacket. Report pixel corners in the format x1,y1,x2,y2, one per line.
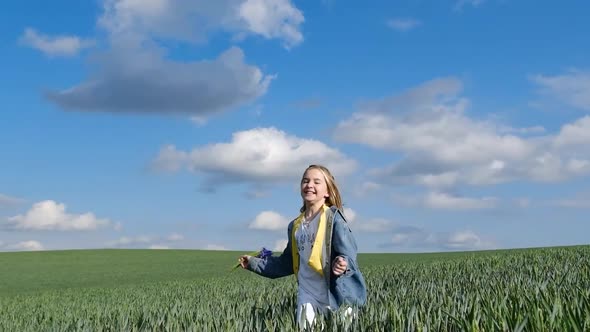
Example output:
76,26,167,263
247,206,367,309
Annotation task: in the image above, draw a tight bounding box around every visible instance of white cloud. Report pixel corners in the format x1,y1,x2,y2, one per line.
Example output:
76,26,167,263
149,245,170,249
514,198,531,208
445,230,485,249
352,181,383,198
237,0,304,48
273,239,288,252
553,194,590,208
556,199,590,208
386,18,422,32
167,233,184,241
5,200,111,231
566,158,590,175
154,127,357,189
498,125,546,135
353,218,395,233
0,193,25,207
244,188,270,199
531,69,590,111
334,78,533,165
206,244,228,250
190,116,208,126
342,207,356,222
6,240,44,251
335,77,590,188
419,172,460,188
524,153,590,182
19,27,95,57
389,226,428,246
249,211,289,231
108,233,184,248
385,226,494,251
108,235,152,247
424,192,497,210
390,233,411,245
393,191,498,211
98,0,304,47
553,116,590,147
152,145,188,172
336,208,394,233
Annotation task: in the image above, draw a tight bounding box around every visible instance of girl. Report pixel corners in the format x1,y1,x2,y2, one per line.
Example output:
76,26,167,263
239,164,367,328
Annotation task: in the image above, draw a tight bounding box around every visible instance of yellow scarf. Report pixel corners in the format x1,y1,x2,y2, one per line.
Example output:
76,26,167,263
291,204,328,277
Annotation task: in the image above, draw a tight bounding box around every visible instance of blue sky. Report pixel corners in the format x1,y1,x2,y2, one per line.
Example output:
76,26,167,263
1,0,589,253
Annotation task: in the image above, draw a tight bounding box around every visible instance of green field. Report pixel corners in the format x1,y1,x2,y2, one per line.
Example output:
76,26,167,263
1,246,589,331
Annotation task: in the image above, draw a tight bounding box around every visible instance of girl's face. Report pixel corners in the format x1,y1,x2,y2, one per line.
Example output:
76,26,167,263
300,168,329,207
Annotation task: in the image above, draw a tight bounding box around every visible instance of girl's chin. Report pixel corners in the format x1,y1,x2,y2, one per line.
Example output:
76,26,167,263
302,197,324,204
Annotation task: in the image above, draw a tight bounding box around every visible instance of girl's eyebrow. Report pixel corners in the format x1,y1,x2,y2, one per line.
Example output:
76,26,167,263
302,177,323,181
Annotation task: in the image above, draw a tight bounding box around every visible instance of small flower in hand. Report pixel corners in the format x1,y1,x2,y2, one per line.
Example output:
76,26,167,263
231,247,273,271
257,247,272,259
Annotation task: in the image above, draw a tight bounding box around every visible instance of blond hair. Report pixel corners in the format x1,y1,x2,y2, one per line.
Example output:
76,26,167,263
299,164,343,213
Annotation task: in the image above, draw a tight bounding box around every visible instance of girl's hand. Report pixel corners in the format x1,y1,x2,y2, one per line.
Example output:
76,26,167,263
238,255,250,269
332,256,347,276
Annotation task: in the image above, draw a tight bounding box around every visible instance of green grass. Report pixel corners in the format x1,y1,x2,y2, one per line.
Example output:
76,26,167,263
1,246,588,331
0,246,584,296
0,247,506,296
0,249,240,296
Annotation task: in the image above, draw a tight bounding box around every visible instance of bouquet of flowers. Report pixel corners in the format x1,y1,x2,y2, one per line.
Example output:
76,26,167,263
231,247,272,271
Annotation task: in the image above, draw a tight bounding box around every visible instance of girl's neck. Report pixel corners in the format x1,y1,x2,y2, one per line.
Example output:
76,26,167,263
304,201,325,219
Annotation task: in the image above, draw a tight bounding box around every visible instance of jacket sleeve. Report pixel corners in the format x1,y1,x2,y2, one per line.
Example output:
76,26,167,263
330,208,367,307
247,221,295,279
331,209,359,277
